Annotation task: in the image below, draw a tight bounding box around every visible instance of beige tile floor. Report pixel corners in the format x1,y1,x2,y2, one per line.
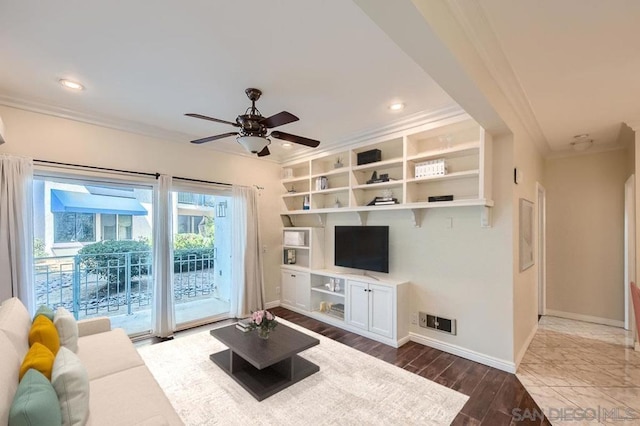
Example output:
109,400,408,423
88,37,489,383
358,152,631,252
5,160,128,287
518,316,640,425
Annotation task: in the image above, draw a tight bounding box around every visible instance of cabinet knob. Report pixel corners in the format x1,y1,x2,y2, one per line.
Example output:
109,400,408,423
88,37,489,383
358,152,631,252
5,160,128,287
291,275,296,278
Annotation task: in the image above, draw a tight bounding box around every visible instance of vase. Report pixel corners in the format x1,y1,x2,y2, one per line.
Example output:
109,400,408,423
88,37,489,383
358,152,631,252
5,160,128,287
257,328,271,340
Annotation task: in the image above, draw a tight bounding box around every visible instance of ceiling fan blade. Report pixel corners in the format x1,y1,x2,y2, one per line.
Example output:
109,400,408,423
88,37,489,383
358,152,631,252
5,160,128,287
270,131,320,148
260,111,299,128
185,113,239,127
190,132,238,144
257,146,270,157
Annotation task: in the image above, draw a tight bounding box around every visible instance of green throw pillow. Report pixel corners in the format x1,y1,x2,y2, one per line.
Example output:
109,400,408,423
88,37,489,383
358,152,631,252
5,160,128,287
34,305,55,322
9,369,62,426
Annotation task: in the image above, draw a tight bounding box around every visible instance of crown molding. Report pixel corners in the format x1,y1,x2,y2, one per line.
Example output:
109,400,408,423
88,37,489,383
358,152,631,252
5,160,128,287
0,94,195,143
280,104,465,163
445,1,551,157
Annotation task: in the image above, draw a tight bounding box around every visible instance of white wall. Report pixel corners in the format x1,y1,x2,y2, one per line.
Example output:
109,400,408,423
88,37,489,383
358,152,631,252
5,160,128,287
545,149,630,324
511,131,545,364
0,105,284,303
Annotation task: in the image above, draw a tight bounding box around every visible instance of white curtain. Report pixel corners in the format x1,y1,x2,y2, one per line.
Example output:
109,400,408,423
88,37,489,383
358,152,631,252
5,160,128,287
152,175,175,337
0,155,35,313
230,186,265,318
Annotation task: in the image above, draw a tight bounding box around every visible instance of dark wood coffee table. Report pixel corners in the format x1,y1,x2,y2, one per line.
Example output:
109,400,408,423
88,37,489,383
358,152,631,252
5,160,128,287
209,323,320,401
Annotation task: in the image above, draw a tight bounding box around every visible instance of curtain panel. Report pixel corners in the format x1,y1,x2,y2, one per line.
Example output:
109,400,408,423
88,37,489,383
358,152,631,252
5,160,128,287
230,186,265,318
152,175,175,337
0,155,35,313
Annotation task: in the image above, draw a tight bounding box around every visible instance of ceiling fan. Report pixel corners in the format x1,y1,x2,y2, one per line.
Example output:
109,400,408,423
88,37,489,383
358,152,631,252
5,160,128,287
185,88,320,157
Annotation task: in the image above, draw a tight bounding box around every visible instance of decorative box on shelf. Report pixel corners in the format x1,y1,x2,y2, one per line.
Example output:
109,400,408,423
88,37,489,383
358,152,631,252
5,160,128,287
415,159,447,178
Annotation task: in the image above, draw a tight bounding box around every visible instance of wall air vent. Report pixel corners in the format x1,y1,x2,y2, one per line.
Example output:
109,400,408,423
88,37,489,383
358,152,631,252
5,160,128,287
418,311,456,335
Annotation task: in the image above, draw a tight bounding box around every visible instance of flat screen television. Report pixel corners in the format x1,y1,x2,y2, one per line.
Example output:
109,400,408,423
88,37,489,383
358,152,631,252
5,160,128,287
334,226,389,273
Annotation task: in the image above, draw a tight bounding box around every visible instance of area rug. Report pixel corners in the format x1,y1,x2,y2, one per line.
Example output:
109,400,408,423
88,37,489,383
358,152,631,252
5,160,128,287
138,319,468,425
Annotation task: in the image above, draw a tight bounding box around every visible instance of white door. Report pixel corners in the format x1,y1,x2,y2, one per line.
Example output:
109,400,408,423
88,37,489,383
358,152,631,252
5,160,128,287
625,175,636,331
281,270,295,307
346,280,369,330
369,283,394,338
294,271,310,311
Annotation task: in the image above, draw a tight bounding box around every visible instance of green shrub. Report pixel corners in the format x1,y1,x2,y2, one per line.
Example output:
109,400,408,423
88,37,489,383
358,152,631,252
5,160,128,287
173,247,215,273
173,233,212,250
78,240,151,286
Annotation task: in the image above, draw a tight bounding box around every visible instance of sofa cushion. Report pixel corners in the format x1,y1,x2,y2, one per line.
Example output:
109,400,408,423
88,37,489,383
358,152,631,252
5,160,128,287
54,307,79,353
19,342,55,381
9,369,62,426
34,305,55,322
77,328,144,380
88,365,183,426
0,332,21,426
52,347,90,426
29,315,60,355
0,298,32,360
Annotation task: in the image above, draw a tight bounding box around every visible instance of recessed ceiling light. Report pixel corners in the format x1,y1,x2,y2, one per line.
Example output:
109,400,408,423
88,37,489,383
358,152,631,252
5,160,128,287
59,79,84,91
281,142,292,148
389,102,404,111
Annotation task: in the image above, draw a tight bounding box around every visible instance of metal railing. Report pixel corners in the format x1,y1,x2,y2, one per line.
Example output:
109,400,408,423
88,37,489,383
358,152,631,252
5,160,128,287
34,250,217,320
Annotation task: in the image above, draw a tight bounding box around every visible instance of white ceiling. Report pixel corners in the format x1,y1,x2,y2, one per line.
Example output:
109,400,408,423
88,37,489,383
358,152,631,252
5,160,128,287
0,0,455,162
480,0,640,152
3,1,637,160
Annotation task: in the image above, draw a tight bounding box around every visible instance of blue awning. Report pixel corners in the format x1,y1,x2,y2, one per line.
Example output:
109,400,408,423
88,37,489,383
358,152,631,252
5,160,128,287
50,189,148,216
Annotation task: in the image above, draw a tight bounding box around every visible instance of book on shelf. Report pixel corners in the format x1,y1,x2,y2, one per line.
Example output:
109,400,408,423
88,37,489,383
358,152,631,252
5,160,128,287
367,196,398,206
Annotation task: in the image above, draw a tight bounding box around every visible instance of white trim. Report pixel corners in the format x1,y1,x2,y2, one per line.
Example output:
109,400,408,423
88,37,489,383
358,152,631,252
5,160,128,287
635,342,640,352
264,300,281,310
409,332,516,373
536,182,547,316
545,309,625,328
515,323,538,368
445,0,550,157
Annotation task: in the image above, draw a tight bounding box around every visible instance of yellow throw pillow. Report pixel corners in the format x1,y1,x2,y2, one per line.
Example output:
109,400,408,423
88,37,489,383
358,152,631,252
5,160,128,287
19,342,55,381
29,315,60,355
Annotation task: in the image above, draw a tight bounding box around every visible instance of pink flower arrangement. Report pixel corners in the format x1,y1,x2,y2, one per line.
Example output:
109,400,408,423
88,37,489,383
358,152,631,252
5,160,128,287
248,309,277,337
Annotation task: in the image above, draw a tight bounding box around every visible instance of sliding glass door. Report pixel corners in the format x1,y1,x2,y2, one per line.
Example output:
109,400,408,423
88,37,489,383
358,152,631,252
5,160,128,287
33,176,154,336
172,189,232,328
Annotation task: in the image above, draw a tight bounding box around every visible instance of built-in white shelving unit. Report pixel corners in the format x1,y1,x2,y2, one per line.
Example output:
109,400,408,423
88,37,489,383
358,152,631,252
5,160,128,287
280,116,493,227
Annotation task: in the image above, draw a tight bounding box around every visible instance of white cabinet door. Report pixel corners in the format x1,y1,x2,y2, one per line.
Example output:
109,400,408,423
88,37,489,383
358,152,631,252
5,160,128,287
281,270,295,307
346,280,369,330
368,283,394,338
294,271,310,311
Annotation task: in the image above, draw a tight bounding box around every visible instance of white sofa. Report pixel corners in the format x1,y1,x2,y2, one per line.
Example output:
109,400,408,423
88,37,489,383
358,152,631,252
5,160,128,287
0,297,183,425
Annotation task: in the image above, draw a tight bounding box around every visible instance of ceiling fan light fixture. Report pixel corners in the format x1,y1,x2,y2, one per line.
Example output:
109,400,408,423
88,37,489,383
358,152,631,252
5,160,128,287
237,135,269,154
59,79,84,91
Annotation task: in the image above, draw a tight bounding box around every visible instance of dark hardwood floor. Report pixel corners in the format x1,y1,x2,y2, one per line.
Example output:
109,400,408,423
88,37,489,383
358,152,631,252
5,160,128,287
271,307,550,426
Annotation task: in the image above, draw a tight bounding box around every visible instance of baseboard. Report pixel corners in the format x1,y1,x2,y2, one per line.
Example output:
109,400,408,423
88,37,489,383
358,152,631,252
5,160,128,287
545,309,624,328
515,323,538,368
264,300,281,310
409,332,516,373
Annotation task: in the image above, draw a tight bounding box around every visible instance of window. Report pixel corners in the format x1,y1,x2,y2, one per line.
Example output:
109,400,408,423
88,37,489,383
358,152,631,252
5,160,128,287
177,215,204,234
54,212,95,243
102,214,133,241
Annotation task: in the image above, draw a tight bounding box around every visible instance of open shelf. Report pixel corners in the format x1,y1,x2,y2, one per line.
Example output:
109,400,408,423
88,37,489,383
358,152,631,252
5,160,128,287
406,170,479,183
407,141,480,162
311,286,345,298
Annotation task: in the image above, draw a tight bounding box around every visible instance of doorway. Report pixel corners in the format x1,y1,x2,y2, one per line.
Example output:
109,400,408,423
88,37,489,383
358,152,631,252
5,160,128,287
536,182,546,317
